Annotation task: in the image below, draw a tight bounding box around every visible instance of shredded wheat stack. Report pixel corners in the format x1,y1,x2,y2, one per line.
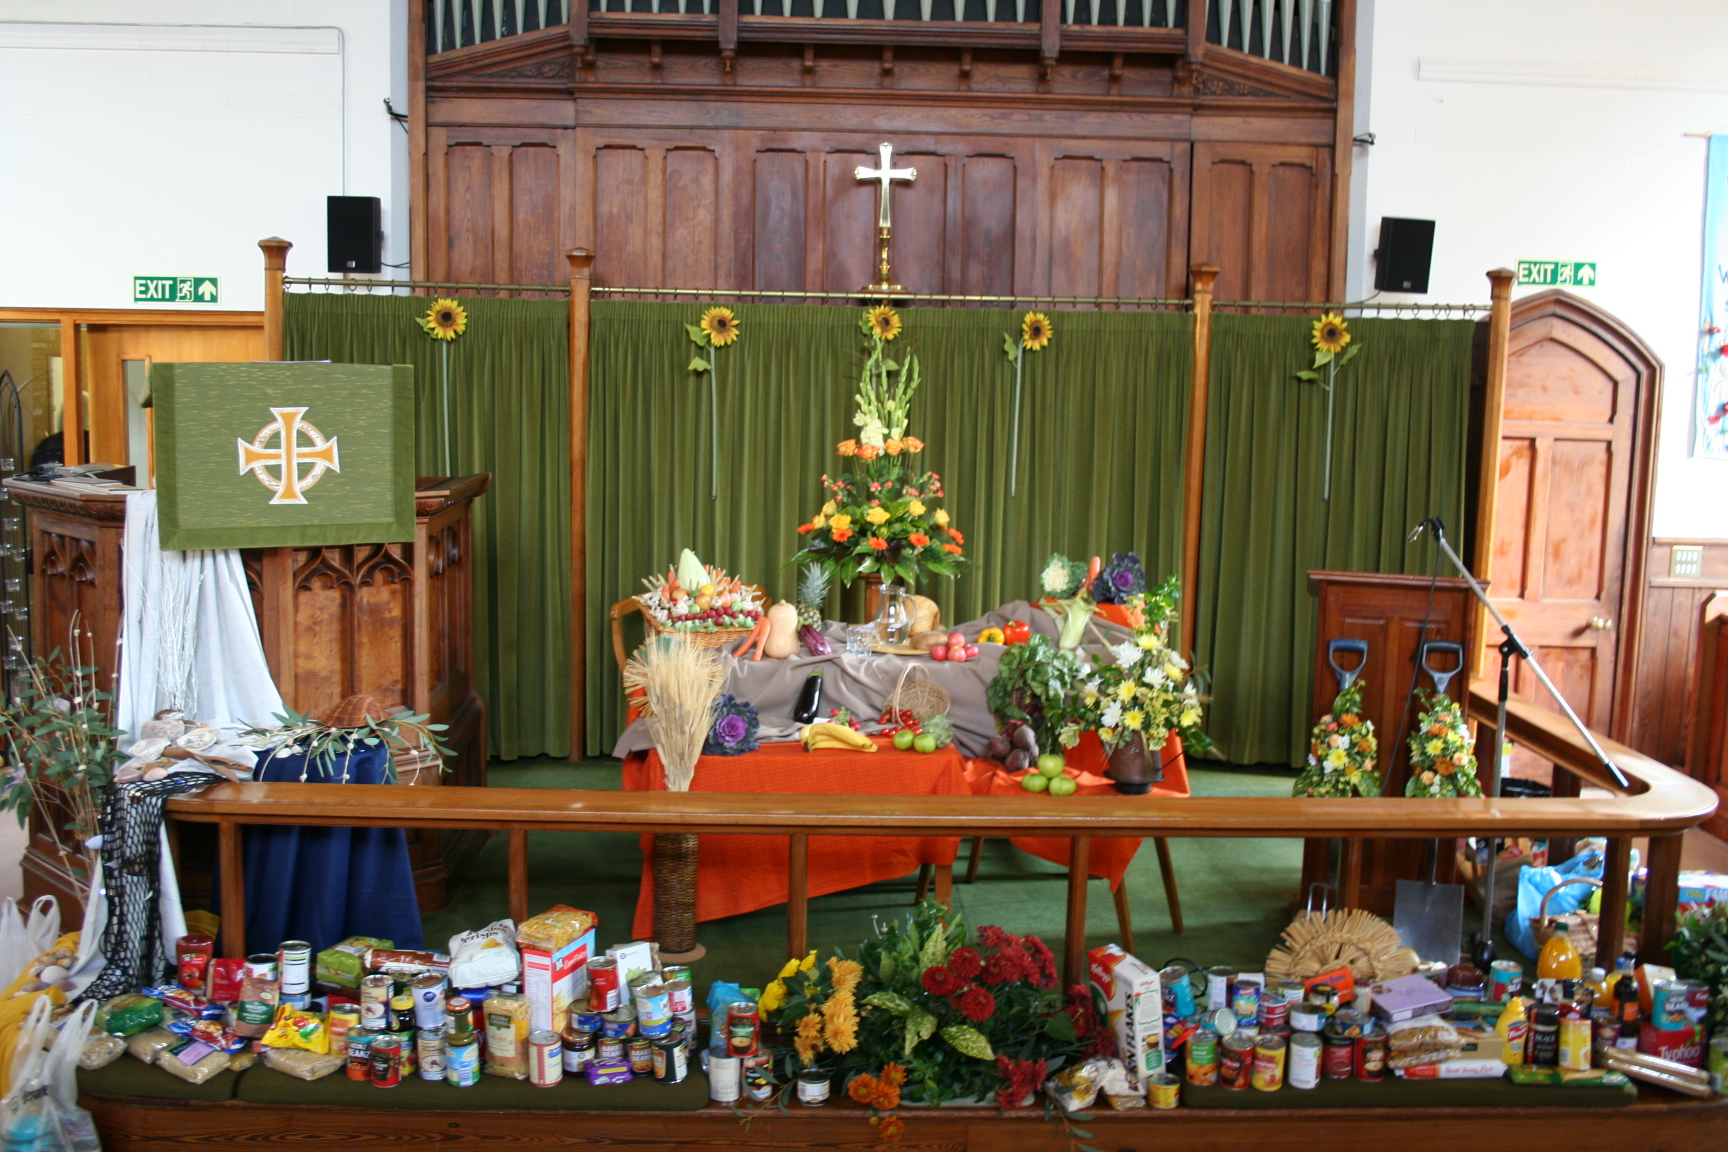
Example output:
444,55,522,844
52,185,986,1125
1264,908,1417,984
623,637,724,792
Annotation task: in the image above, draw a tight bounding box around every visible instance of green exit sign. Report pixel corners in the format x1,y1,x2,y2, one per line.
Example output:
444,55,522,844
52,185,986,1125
133,276,219,304
1515,260,1597,288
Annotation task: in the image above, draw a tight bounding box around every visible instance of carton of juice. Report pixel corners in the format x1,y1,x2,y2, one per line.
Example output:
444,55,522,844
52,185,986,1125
1087,944,1164,1092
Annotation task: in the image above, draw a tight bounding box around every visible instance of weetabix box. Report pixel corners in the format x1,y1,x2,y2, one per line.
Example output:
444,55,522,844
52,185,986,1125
521,928,595,1035
1087,944,1164,1091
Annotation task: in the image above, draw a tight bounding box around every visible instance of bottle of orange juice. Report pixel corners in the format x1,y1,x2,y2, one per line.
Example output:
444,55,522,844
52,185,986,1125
1537,923,1583,982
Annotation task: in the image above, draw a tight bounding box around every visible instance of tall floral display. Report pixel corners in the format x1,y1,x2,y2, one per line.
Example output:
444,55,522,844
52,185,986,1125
789,307,972,590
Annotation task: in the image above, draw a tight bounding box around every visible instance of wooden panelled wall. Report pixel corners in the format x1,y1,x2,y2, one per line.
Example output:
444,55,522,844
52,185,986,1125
1630,540,1728,769
415,22,1346,302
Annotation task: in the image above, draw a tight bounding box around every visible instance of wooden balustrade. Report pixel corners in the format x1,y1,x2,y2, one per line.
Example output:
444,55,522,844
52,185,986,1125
168,674,1715,986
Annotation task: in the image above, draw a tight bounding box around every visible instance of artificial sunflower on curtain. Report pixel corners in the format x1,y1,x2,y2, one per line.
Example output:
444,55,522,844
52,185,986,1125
686,307,742,500
1002,311,1054,496
421,298,469,475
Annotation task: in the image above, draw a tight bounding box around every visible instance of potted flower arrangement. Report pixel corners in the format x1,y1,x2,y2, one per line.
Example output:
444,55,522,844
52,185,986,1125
1292,680,1381,797
788,308,971,593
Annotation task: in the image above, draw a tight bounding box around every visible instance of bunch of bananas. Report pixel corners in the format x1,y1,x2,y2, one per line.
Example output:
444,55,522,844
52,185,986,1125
798,723,877,752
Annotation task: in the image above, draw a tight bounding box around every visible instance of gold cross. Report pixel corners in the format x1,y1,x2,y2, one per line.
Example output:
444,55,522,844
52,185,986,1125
855,143,917,293
237,406,341,505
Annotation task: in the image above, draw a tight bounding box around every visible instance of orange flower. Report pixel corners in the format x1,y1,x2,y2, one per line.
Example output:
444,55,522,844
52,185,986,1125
946,528,965,545
877,1114,905,1143
849,1074,881,1106
858,444,881,461
908,532,929,547
794,1012,823,1066
881,1063,907,1089
797,523,816,535
832,528,853,543
943,544,963,555
869,536,889,551
900,436,924,453
884,439,903,456
837,440,858,457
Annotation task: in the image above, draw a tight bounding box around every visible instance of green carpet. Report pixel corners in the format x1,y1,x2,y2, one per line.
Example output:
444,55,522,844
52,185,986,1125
421,759,1309,1004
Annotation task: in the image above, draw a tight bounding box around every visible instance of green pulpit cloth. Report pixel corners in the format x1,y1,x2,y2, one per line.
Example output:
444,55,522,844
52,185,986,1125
151,362,415,550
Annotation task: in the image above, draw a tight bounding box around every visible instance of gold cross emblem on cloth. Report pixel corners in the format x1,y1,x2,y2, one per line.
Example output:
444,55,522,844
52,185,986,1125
237,406,341,505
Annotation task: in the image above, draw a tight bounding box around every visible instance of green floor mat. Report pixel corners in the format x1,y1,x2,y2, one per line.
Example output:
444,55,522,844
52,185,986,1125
77,1058,239,1102
236,1064,711,1110
1181,1074,1636,1109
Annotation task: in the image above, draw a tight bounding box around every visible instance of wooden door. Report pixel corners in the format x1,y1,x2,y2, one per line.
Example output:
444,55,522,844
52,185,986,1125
82,322,264,473
1188,141,1332,303
1490,292,1659,761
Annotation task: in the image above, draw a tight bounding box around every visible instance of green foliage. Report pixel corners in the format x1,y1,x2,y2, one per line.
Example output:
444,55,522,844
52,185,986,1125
237,706,452,780
986,637,1087,752
0,647,124,840
1671,902,1728,1030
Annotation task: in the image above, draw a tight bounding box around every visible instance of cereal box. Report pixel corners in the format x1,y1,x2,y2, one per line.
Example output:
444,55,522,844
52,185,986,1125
1087,944,1164,1091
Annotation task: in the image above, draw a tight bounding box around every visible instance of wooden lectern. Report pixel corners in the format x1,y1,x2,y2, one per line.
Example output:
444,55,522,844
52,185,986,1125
1302,570,1481,916
7,474,491,919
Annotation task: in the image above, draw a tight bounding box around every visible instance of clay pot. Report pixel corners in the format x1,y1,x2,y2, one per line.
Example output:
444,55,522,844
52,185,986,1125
1106,731,1164,795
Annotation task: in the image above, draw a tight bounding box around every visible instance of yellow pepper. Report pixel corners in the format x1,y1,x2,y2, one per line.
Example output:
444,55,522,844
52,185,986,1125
977,627,1005,644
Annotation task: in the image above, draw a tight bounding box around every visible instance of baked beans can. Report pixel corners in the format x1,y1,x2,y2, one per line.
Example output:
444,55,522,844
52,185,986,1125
1251,1033,1287,1091
1259,995,1289,1031
1322,1034,1354,1079
1186,1029,1219,1086
417,1026,447,1081
663,976,694,1017
1230,976,1262,1028
638,1013,674,1040
652,1037,688,1084
412,974,447,1030
1653,980,1706,1027
709,1054,742,1103
346,1027,375,1080
599,1035,625,1063
1219,1032,1255,1090
359,974,392,1026
245,953,280,981
1160,965,1196,1018
1205,967,1238,1011
176,935,215,992
529,1030,564,1086
1290,1004,1327,1033
370,1034,402,1087
628,1036,654,1074
445,1031,481,1087
1146,1072,1180,1110
1354,1025,1387,1081
602,1006,637,1039
1289,1032,1321,1089
727,1002,760,1057
588,958,621,1012
278,941,312,997
1489,960,1523,1003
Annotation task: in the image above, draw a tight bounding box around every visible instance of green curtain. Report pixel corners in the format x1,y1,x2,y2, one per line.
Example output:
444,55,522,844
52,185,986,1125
586,303,1192,754
285,292,572,760
1193,314,1477,767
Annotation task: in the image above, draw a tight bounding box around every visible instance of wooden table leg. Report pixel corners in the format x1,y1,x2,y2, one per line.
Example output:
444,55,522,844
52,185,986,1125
914,863,932,903
1112,880,1135,955
788,833,809,960
1064,836,1091,987
1341,838,1364,909
934,862,952,909
965,836,984,883
1597,836,1631,966
507,830,529,928
1154,837,1184,934
218,819,245,960
1639,832,1686,964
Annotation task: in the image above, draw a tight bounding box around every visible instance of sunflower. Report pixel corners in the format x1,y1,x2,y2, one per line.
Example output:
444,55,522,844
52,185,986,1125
422,298,467,341
1312,311,1349,354
1021,312,1052,351
699,306,739,347
866,305,902,341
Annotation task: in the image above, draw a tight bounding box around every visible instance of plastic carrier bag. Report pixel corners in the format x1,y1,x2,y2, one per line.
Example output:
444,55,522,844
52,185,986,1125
1506,847,1604,960
0,899,59,991
1,994,97,1152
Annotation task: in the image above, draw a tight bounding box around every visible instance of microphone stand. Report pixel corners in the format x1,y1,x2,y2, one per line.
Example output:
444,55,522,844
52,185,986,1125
1408,516,1629,962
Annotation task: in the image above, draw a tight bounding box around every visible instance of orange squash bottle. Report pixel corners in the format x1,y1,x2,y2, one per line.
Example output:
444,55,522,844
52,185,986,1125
1537,924,1583,982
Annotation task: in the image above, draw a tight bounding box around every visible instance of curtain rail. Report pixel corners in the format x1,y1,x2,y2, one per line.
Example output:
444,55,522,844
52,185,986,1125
1214,299,1490,315
592,286,1192,306
283,276,570,294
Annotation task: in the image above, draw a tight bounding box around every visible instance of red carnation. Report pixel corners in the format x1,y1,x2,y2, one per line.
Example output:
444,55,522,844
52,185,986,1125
954,986,996,1023
994,1056,1047,1110
976,926,1017,950
1023,936,1058,989
980,952,1019,986
922,966,962,996
947,947,982,980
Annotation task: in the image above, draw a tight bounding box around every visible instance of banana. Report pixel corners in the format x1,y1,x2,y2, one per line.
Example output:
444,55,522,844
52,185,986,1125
798,723,878,752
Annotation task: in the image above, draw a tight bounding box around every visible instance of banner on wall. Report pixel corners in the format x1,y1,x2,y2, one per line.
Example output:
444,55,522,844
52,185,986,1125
1696,135,1728,458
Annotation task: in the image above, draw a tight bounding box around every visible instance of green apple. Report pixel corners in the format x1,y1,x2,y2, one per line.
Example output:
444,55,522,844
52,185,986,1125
1021,772,1050,793
913,732,937,754
1036,752,1066,779
1047,775,1078,798
892,729,916,751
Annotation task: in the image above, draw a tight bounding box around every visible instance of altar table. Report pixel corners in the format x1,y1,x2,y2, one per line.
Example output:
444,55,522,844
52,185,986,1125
623,737,967,937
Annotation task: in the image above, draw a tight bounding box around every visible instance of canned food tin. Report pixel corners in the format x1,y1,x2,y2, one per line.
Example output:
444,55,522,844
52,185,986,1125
1160,965,1196,1018
599,1035,625,1063
633,981,671,1025
1251,1033,1287,1091
1230,976,1262,1028
346,1027,375,1080
653,1037,689,1084
663,976,694,1017
1290,1004,1327,1033
529,1030,564,1087
278,941,312,996
588,958,621,1012
1186,1029,1219,1086
389,993,415,1032
602,1006,637,1039
1272,979,1306,1006
727,1003,761,1057
708,1054,742,1103
1652,980,1705,1027
1196,1007,1238,1038
1289,1032,1322,1089
628,1036,654,1074
245,953,280,981
638,1013,674,1040
1146,1071,1180,1110
389,1029,418,1077
447,995,474,1036
1488,960,1523,1003
412,974,447,1030
1259,995,1289,1031
662,964,692,986
445,1033,481,1087
417,1027,447,1081
1708,1033,1728,1095
1322,1034,1354,1079
369,1034,402,1087
573,1001,607,1034
1219,1032,1255,1090
1328,1009,1368,1039
1205,967,1238,1011
1354,1025,1387,1081
328,1007,359,1051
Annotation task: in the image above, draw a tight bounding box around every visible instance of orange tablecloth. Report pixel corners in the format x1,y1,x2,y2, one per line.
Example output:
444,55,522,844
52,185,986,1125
623,737,967,937
961,731,1190,890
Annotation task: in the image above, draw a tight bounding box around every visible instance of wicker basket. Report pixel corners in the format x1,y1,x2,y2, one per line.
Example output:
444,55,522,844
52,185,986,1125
653,831,700,954
638,592,765,651
883,663,951,723
1530,875,1629,970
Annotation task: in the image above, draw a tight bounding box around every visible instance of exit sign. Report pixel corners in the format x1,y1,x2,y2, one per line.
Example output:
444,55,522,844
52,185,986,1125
1515,260,1597,288
133,276,219,304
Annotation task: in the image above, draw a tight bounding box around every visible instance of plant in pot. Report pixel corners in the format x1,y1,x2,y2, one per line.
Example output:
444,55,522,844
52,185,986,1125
984,636,1087,773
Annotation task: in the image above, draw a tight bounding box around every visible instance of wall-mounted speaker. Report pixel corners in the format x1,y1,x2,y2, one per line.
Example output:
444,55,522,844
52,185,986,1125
327,195,382,274
1373,217,1435,294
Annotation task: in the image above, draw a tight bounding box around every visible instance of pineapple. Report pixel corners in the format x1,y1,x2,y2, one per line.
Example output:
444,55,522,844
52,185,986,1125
797,563,831,628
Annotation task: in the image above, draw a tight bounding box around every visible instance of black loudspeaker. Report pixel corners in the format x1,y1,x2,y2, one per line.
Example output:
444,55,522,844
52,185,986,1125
1373,217,1435,293
327,196,382,274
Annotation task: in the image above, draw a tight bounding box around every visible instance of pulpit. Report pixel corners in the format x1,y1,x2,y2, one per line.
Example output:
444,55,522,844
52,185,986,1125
7,474,491,919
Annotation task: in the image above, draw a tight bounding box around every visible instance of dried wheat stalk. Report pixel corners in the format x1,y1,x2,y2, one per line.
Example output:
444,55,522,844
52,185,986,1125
1264,908,1417,983
623,637,724,792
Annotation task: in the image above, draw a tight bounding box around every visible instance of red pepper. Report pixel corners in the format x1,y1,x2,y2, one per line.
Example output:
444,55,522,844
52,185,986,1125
1003,620,1032,646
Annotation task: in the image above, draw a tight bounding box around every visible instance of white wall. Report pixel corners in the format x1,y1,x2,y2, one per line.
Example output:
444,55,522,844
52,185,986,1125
1350,0,1728,540
0,0,408,312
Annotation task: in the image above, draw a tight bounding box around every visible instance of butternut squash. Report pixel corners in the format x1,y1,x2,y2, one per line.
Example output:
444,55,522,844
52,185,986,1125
763,601,801,659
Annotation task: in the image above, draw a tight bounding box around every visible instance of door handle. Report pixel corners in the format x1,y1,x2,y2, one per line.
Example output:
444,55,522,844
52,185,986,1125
1586,616,1613,631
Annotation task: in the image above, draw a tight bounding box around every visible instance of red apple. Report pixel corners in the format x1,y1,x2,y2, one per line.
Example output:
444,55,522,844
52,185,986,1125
930,644,949,661
947,631,966,649
964,644,980,660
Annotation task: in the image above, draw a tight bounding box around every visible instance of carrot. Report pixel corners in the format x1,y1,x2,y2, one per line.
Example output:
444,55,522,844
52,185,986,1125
745,616,771,661
1080,555,1102,594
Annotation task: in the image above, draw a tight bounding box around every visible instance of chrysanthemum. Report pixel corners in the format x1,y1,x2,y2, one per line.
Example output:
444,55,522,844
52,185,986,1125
794,1011,824,1066
821,988,858,1053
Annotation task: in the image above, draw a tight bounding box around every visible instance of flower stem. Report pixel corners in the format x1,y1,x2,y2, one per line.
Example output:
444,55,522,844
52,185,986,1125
710,345,719,501
1009,345,1023,498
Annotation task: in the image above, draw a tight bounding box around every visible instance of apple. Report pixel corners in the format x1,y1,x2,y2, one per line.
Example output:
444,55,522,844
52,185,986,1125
1021,772,1050,793
1048,775,1078,798
964,644,980,661
947,631,966,650
893,729,916,751
947,646,967,664
913,733,937,754
1036,753,1065,778
930,644,949,661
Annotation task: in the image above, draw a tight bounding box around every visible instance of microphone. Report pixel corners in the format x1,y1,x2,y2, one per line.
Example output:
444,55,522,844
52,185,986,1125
1407,518,1432,544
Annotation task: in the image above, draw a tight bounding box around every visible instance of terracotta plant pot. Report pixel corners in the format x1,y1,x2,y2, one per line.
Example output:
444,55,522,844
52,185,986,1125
1106,731,1166,795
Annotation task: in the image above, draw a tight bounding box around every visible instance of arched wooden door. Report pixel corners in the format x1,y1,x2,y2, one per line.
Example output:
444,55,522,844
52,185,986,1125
1490,292,1660,756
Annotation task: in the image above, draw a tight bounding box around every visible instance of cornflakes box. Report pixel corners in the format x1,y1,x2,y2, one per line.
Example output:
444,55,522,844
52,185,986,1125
1087,944,1164,1091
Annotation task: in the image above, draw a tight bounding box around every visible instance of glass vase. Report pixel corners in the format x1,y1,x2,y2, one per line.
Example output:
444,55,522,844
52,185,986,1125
876,583,913,646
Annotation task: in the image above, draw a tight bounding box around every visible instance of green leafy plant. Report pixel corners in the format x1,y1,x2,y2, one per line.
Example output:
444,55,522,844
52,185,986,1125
986,637,1087,753
237,707,451,782
1671,902,1728,1030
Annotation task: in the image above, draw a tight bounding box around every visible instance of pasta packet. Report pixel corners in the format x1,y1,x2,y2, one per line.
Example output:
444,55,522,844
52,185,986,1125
78,1034,125,1071
261,1005,329,1054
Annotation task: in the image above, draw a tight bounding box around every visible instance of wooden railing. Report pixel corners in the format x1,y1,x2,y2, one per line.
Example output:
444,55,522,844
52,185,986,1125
168,676,1715,986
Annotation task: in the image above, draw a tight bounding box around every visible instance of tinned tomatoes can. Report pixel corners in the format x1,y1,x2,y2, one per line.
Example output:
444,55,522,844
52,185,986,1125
1219,1032,1255,1090
587,958,621,1012
1251,1034,1287,1091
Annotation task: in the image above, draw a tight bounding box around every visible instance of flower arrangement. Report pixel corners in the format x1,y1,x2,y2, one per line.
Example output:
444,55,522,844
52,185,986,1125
1064,577,1211,755
1405,690,1483,798
788,308,971,590
1292,681,1381,797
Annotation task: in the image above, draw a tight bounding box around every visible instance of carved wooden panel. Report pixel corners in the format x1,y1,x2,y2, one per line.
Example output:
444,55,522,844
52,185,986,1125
1189,141,1330,302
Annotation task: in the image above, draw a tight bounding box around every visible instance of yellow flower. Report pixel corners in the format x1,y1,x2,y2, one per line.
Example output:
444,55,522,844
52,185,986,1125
812,514,826,528
799,950,817,973
866,305,902,341
794,1012,824,1066
1180,705,1201,727
821,501,837,516
821,989,858,1054
1425,738,1444,756
907,500,926,517
828,956,863,994
828,514,851,532
1123,709,1145,731
1115,682,1136,703
759,979,787,1013
1312,312,1349,354
778,957,803,979
700,306,739,346
933,509,950,527
422,298,467,341
1021,311,1052,351
1326,748,1348,767
866,506,890,525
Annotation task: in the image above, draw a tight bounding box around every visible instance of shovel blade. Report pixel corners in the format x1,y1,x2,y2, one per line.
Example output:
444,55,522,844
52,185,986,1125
1394,878,1465,967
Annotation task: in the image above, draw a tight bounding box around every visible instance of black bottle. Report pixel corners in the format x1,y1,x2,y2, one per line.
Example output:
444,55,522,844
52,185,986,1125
793,668,824,723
